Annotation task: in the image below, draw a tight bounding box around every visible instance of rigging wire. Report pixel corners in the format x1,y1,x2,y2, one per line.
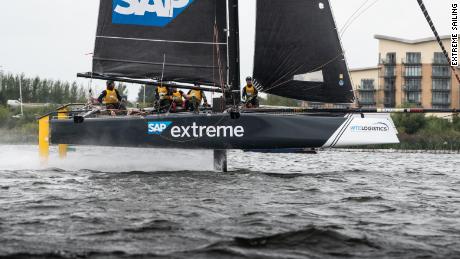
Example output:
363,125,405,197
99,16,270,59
340,0,380,37
339,0,372,35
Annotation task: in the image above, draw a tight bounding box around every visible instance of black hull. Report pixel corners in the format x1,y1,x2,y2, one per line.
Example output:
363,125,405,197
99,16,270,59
50,113,346,149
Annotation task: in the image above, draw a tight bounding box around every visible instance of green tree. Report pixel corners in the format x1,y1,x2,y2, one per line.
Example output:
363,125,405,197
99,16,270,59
392,113,426,135
391,103,427,135
117,83,129,97
137,85,156,105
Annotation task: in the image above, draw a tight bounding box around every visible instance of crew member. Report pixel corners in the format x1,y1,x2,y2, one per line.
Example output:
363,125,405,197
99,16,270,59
171,88,185,112
97,80,126,111
242,76,259,108
155,85,171,111
186,83,208,112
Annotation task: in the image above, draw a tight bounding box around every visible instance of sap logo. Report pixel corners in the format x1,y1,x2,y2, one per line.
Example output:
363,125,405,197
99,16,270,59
112,0,194,27
351,122,389,132
148,121,172,135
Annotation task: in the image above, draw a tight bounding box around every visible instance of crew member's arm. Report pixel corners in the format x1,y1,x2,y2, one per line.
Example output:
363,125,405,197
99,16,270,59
254,87,259,97
97,90,107,104
242,87,247,99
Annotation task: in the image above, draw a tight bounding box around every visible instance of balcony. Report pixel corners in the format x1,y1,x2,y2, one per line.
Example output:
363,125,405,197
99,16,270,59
432,74,451,79
432,100,451,106
382,70,397,78
402,59,422,66
404,75,422,79
405,100,422,106
359,99,377,105
357,86,376,92
432,87,451,92
384,86,395,92
403,86,422,92
432,59,449,66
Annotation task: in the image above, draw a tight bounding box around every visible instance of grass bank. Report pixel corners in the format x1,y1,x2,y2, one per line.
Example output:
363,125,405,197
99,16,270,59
360,113,460,151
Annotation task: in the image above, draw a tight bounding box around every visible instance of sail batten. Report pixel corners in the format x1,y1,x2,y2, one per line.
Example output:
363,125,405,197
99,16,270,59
93,0,228,84
96,35,227,45
252,0,355,103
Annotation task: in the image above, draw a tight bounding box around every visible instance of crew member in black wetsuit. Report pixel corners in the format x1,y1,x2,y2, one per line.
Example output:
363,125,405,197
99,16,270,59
97,80,126,111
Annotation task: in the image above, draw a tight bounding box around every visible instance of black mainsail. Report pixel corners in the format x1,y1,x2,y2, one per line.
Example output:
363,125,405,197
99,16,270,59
93,0,228,86
252,0,355,103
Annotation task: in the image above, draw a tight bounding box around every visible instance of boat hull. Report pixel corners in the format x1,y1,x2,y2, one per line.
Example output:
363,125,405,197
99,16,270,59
50,113,399,149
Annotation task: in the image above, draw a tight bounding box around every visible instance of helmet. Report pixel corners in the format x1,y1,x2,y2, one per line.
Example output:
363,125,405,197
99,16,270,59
246,76,253,81
106,80,115,87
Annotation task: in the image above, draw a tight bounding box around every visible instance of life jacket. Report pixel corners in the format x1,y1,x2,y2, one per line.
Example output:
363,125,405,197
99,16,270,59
104,89,119,104
189,90,203,102
172,91,183,103
157,86,169,100
245,85,256,97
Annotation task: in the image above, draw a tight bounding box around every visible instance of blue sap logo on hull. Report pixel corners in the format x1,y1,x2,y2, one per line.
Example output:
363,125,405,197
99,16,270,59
148,121,173,135
112,0,194,27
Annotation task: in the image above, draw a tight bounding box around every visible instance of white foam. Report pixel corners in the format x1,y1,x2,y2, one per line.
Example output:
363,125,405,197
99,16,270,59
0,145,214,172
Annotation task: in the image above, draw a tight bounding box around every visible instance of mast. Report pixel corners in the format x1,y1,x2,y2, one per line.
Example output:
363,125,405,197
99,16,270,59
227,0,241,106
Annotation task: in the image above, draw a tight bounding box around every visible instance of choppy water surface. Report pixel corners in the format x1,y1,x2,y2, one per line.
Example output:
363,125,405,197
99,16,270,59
0,145,459,258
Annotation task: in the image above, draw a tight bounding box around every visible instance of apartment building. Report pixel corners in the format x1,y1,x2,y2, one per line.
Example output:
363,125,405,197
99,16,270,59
351,35,459,109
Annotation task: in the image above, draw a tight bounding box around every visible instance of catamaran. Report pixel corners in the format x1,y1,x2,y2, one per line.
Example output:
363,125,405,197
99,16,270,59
38,0,457,171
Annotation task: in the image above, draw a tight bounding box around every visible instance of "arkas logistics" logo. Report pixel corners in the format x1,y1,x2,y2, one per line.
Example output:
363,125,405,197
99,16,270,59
112,0,194,27
350,122,390,132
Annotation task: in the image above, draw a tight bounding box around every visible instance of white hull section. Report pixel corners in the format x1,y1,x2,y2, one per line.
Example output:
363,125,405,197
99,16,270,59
323,113,400,148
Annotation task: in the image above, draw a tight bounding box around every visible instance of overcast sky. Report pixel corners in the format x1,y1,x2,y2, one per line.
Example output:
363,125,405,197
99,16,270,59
0,0,454,100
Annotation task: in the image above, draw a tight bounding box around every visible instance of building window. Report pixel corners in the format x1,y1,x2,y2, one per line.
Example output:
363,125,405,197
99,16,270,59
406,92,421,104
384,66,396,77
432,92,450,106
384,78,396,90
404,78,422,104
358,79,375,105
404,78,422,91
405,66,422,77
406,52,421,64
433,52,449,64
384,77,396,107
361,79,375,90
383,52,396,64
432,65,450,77
432,79,451,90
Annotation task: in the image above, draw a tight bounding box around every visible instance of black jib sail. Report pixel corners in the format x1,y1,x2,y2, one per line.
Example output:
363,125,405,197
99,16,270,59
253,0,355,103
93,0,228,86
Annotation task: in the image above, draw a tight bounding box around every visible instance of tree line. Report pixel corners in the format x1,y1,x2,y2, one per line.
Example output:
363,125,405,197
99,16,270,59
0,73,88,105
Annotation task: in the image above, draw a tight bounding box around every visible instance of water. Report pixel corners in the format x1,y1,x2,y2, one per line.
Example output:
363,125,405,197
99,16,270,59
0,145,459,258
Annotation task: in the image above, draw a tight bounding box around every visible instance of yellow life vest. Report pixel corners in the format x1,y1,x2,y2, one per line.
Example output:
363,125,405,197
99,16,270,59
157,86,169,100
104,89,119,104
245,85,256,97
189,90,202,102
172,91,183,103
